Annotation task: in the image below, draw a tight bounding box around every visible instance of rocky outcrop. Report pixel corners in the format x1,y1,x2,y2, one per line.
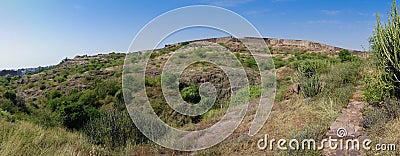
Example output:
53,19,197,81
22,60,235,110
167,36,368,57
263,38,367,57
264,38,341,55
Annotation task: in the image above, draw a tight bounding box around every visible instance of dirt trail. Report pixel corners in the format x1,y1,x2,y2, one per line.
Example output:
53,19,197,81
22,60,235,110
323,85,366,156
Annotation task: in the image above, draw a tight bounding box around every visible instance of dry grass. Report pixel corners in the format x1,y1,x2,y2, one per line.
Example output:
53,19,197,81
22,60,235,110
0,118,108,156
365,118,400,155
191,95,343,155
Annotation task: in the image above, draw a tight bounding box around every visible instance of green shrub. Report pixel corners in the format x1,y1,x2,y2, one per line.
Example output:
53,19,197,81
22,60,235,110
299,75,321,98
145,76,161,87
338,49,353,62
244,56,257,69
294,52,329,61
181,85,201,104
273,57,287,68
249,86,261,100
218,42,229,49
46,90,62,99
79,90,99,107
39,84,46,90
294,60,327,98
325,61,362,88
1,92,28,113
63,91,82,102
150,44,184,59
234,52,241,60
149,97,201,126
58,102,88,129
295,59,330,75
95,80,121,99
364,67,390,103
54,75,66,83
0,99,18,114
0,108,16,122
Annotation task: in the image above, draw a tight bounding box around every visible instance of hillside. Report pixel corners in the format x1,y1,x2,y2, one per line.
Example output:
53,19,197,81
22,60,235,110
9,36,364,101
0,37,368,155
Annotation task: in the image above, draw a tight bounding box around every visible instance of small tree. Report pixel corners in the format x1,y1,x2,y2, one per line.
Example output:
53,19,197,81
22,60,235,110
58,102,88,129
339,49,352,62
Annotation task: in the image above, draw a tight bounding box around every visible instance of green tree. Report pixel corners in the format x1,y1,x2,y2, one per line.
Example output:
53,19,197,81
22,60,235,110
339,49,352,62
58,102,88,129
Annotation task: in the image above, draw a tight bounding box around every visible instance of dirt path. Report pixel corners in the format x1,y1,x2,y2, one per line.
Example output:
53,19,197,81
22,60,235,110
323,85,366,156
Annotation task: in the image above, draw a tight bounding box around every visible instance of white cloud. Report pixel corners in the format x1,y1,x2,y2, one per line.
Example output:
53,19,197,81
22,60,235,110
321,10,340,15
357,12,369,16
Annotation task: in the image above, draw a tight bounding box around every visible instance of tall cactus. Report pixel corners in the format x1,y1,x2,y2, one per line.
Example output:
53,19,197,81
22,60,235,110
371,0,400,98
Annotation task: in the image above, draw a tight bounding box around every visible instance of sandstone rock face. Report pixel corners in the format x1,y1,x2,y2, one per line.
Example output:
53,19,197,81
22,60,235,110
169,36,368,57
265,38,341,54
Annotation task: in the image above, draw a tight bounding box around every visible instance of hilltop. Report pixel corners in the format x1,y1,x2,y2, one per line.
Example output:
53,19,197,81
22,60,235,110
169,36,366,56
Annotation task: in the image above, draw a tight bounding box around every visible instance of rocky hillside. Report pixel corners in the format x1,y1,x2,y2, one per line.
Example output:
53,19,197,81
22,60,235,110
0,36,368,155
8,36,364,102
168,36,367,57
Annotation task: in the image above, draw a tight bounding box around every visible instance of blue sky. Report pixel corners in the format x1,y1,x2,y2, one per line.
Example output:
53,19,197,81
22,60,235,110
0,0,394,69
